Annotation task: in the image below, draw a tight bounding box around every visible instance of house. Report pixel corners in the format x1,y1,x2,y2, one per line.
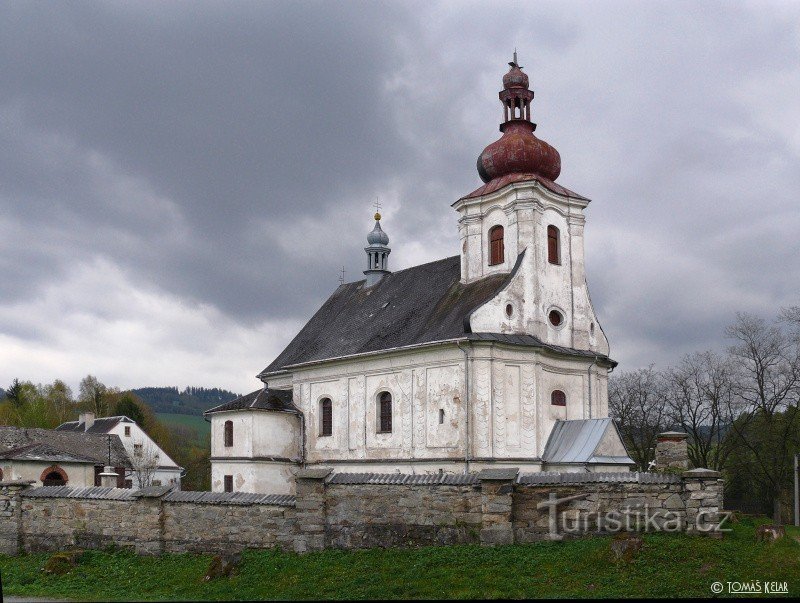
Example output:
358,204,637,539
56,412,183,489
0,425,130,487
205,56,634,494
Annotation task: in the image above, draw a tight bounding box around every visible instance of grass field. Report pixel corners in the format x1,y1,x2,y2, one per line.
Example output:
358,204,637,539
0,517,797,600
156,412,210,439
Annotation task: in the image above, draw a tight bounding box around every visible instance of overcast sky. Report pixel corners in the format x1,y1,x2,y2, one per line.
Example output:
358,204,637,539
1,0,798,395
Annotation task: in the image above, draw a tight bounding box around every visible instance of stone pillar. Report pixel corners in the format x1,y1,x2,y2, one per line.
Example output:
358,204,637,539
655,431,689,470
682,468,724,538
131,485,172,555
293,468,331,553
0,480,34,556
478,468,518,546
98,466,119,488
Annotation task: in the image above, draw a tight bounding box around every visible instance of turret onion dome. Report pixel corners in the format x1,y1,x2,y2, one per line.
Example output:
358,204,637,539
367,214,389,245
476,54,561,184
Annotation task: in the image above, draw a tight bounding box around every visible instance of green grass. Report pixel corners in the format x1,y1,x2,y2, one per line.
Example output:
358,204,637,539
156,412,210,439
1,517,798,600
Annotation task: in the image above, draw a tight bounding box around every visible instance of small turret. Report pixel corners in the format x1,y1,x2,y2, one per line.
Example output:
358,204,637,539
363,212,391,287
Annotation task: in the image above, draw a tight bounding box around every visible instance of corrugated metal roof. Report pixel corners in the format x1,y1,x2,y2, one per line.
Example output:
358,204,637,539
21,486,137,500
327,472,479,486
518,471,681,485
541,418,634,465
162,491,295,506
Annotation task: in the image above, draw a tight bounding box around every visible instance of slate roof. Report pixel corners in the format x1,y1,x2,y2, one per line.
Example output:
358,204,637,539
0,442,98,464
541,418,634,466
259,254,615,376
0,426,131,468
55,416,129,434
204,387,299,416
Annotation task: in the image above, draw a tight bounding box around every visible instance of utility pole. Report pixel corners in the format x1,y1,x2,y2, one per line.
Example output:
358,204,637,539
795,453,799,527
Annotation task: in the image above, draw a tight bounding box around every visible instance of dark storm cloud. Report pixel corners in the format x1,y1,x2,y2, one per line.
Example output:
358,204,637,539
1,0,798,389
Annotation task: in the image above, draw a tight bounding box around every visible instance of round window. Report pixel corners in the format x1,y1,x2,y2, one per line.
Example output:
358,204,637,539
548,310,563,327
505,304,513,318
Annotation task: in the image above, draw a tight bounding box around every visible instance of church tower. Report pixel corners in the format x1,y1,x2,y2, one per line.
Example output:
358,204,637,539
453,55,609,357
363,211,391,287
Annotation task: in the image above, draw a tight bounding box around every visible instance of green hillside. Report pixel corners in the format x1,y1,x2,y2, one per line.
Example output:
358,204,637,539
156,412,211,439
132,386,240,416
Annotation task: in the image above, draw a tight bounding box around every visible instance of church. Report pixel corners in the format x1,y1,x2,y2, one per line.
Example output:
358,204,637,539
206,57,634,494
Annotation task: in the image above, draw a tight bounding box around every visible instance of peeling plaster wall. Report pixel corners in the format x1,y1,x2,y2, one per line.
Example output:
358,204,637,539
0,461,96,488
457,182,609,358
211,460,296,495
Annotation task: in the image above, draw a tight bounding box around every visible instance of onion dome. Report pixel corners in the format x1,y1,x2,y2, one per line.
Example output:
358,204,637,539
367,213,389,245
476,53,562,184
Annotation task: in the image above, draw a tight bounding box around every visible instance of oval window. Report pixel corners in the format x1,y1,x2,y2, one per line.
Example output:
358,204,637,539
548,310,563,327
505,304,513,318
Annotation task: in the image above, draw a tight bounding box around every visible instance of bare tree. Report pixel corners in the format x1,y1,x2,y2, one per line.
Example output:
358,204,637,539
725,312,800,523
609,366,670,470
665,351,736,471
130,440,161,489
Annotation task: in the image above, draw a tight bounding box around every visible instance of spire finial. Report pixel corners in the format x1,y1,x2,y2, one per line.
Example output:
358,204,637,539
373,197,382,221
338,265,346,285
513,48,517,65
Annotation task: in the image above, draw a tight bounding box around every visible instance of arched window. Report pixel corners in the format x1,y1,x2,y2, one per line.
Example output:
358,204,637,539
224,420,233,447
40,466,68,486
551,390,567,407
377,392,392,433
547,225,560,265
319,398,333,437
489,225,504,266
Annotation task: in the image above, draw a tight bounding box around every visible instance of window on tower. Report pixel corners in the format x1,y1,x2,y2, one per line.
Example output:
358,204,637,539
489,225,504,265
551,390,567,407
547,225,560,264
224,420,233,447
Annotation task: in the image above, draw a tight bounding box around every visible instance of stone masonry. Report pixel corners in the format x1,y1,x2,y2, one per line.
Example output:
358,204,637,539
655,431,690,470
0,465,724,556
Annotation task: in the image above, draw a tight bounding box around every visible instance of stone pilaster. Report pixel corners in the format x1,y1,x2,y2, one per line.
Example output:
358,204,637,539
0,481,34,555
682,468,723,538
293,468,332,553
478,468,518,546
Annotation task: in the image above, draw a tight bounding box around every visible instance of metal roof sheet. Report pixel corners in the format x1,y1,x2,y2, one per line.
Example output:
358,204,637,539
21,486,136,500
162,490,295,506
541,418,634,465
327,472,479,486
517,471,681,485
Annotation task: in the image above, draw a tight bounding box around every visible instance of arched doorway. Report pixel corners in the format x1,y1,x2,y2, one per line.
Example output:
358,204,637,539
40,465,68,486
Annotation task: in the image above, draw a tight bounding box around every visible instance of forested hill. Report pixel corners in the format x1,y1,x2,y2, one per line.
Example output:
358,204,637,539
131,386,241,416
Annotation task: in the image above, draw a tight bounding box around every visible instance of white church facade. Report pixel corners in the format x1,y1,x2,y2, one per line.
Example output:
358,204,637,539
206,57,633,494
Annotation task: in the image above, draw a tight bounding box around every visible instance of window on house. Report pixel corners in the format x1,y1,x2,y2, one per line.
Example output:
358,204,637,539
152,480,162,487
547,225,560,264
224,475,233,493
124,479,133,489
377,391,392,433
551,390,567,407
124,426,131,437
133,443,143,457
320,398,333,437
224,420,233,447
489,225,504,266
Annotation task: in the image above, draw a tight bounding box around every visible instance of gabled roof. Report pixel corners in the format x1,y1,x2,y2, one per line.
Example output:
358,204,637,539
542,418,634,466
0,442,98,464
204,387,299,416
55,416,130,434
0,426,131,468
260,255,515,376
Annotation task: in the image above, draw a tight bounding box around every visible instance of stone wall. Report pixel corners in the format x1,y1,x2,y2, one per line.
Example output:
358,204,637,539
0,468,724,556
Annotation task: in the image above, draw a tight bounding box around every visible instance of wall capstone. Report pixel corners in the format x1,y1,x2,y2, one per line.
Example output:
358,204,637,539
478,468,518,546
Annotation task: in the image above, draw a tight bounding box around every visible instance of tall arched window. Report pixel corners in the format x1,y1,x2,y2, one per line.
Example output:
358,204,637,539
224,420,233,447
489,225,504,266
547,225,560,265
319,398,333,437
551,390,567,407
377,391,392,433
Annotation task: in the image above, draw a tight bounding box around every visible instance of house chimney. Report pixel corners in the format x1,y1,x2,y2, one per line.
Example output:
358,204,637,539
655,431,689,470
79,412,95,431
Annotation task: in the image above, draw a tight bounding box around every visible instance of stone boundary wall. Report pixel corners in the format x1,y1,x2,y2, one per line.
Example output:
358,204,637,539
0,468,724,556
